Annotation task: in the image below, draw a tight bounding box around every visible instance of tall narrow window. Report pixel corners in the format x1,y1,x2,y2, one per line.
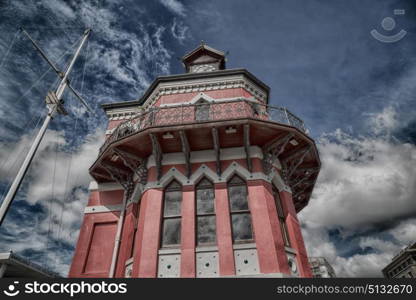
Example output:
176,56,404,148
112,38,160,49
161,180,182,248
195,99,210,121
196,178,216,246
227,175,253,243
272,186,290,247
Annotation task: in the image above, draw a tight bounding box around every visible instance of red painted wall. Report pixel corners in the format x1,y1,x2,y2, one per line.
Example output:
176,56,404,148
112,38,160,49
154,88,256,106
73,158,312,278
69,212,119,278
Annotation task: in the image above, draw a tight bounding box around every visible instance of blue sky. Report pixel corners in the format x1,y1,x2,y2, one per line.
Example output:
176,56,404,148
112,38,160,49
0,0,415,277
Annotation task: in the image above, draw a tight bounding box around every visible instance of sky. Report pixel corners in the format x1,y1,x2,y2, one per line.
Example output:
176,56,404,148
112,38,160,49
0,0,415,277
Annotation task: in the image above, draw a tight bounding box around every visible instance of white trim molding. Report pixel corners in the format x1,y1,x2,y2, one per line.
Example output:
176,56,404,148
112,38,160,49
142,161,288,193
84,204,124,214
89,181,124,192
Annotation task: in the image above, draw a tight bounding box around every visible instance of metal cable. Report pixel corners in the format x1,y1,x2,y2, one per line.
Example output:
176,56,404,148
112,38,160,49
44,139,58,267
0,29,20,70
0,111,45,203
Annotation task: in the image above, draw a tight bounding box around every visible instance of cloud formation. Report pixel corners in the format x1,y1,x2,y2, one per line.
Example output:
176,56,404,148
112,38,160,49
159,0,187,17
0,0,189,275
300,106,416,277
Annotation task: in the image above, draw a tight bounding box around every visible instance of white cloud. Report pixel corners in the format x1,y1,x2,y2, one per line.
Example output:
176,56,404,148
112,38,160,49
170,19,190,43
0,127,104,275
366,106,399,136
159,0,186,17
301,127,416,229
299,106,416,277
0,0,178,276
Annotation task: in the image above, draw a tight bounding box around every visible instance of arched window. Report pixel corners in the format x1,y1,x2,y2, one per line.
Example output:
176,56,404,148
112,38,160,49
227,175,253,243
272,185,290,247
196,178,216,246
161,180,182,248
195,99,210,121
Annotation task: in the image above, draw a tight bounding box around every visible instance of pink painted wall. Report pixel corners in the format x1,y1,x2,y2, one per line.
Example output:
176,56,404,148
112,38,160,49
68,212,119,278
154,88,256,107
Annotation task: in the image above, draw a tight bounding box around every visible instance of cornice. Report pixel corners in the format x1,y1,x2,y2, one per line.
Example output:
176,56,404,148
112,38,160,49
101,69,270,114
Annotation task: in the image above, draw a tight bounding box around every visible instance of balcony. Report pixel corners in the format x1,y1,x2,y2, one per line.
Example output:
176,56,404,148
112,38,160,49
100,99,307,155
92,98,319,212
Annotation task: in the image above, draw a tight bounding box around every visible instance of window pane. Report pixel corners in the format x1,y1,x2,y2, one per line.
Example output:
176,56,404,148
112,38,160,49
273,187,285,218
229,185,248,211
231,213,253,241
195,103,210,121
162,218,181,246
164,190,182,217
228,175,245,185
197,215,216,245
196,188,215,214
166,180,181,191
279,218,290,246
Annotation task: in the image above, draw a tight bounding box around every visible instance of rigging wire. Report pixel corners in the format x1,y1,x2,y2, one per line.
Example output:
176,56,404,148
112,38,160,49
44,138,59,267
55,75,82,264
55,108,79,265
0,29,20,71
56,38,91,252
0,34,83,173
0,111,45,203
5,34,83,115
0,74,61,179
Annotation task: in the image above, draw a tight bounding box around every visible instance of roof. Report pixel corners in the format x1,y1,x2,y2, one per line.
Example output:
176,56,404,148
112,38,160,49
0,251,60,278
101,68,271,111
382,242,416,273
181,43,226,63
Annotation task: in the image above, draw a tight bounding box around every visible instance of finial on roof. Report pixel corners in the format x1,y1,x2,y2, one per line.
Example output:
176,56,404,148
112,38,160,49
201,40,205,46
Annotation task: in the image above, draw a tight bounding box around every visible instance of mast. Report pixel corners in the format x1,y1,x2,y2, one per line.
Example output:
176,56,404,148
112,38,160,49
0,29,92,226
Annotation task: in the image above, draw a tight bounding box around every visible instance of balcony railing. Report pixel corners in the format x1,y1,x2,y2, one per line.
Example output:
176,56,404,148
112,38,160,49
100,99,307,154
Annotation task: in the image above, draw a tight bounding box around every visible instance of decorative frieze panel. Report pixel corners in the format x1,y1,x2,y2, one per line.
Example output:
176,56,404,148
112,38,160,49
234,248,260,276
157,254,181,278
142,75,268,110
196,251,219,277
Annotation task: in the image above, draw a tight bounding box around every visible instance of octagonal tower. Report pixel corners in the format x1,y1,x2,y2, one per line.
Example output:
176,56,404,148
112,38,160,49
69,44,320,278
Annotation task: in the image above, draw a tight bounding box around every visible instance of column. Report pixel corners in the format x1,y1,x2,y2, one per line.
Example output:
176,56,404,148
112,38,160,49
131,190,149,277
215,182,236,276
263,181,291,275
132,188,164,278
247,180,280,274
279,190,312,278
115,202,138,277
180,186,196,277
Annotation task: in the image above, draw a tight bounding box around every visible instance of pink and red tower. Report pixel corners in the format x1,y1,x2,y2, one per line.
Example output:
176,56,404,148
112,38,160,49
69,44,320,278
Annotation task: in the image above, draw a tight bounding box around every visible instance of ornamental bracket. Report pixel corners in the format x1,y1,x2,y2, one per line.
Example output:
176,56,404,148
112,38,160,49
212,127,221,176
281,145,312,183
243,124,252,172
150,133,163,180
179,130,191,178
113,147,148,185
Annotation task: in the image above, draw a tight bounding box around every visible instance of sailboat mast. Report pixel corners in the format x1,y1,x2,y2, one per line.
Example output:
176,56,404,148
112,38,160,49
0,29,91,226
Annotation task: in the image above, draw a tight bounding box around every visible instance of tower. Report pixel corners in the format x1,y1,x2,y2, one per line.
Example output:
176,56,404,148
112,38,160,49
69,44,320,278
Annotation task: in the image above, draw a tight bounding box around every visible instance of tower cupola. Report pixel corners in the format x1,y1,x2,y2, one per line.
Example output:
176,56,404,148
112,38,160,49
182,42,226,73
